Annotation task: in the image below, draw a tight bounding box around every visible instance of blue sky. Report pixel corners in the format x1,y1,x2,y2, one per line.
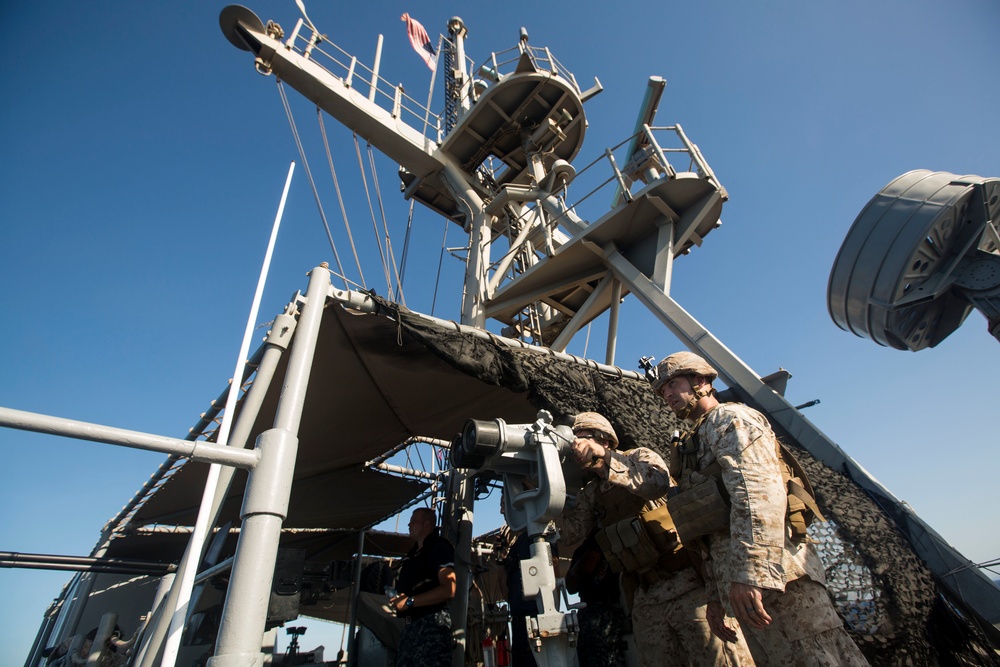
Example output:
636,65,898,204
2,0,999,662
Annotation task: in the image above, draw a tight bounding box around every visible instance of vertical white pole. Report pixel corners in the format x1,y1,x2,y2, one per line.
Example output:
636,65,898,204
161,162,296,667
369,35,384,103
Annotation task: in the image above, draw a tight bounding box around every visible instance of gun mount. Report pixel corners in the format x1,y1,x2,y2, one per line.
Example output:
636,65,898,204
452,411,580,667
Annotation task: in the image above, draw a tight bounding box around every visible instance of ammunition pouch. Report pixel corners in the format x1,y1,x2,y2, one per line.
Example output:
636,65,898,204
593,490,688,576
595,515,661,574
667,471,731,545
639,504,689,572
780,448,825,542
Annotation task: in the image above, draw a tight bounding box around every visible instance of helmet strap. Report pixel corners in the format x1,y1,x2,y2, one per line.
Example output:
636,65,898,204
675,375,711,421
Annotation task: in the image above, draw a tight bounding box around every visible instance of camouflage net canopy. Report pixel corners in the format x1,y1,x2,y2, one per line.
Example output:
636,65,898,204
396,308,1000,666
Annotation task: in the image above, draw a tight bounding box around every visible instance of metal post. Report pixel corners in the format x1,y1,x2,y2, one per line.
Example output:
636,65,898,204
0,409,258,468
135,327,290,667
345,529,366,665
207,264,331,667
449,18,470,112
392,84,403,119
161,163,296,667
448,471,475,667
605,279,622,366
422,35,442,140
23,604,57,667
644,124,675,178
442,162,489,328
131,572,175,667
369,34,383,103
286,19,303,48
652,220,675,294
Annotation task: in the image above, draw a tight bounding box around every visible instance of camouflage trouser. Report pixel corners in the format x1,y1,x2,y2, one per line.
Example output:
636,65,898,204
396,609,452,667
576,602,627,667
632,575,755,667
740,578,870,667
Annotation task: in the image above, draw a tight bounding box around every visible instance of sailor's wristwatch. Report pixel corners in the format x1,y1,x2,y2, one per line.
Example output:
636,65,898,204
405,597,415,609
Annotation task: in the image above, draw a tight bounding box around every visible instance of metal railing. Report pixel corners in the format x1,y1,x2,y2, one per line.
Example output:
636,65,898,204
486,123,724,285
564,123,725,214
284,20,447,143
472,43,581,96
481,123,725,342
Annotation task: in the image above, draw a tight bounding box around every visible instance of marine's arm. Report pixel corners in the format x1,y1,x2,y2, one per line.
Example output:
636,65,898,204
706,406,787,591
604,447,671,500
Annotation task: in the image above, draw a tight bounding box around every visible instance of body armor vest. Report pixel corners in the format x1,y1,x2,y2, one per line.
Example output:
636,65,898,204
667,408,825,546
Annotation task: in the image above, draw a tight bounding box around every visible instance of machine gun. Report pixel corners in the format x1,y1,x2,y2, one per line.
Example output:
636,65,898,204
450,410,581,667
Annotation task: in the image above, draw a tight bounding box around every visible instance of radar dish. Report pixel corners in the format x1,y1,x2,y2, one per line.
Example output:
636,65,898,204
828,170,1000,351
220,5,265,52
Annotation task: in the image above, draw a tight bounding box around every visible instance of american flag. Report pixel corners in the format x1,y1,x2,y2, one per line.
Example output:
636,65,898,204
401,13,437,72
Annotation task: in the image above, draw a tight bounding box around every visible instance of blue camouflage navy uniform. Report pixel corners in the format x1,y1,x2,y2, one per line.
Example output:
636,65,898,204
395,528,455,667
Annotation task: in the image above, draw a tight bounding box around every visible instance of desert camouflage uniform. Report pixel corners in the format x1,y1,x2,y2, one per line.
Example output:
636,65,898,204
396,610,452,667
559,447,753,667
690,402,869,666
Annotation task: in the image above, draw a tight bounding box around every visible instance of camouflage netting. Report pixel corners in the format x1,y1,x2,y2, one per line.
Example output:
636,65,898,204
395,307,1000,666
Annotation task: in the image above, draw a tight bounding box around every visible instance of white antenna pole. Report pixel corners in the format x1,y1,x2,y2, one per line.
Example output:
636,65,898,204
161,162,296,667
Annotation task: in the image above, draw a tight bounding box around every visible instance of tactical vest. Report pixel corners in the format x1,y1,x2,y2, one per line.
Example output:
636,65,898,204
591,484,689,576
667,409,825,547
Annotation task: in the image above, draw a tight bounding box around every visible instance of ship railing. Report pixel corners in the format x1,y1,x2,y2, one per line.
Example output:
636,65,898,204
467,43,582,104
560,123,725,221
284,19,447,143
487,124,723,288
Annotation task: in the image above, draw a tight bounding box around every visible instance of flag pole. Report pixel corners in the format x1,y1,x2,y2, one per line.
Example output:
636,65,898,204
423,34,443,140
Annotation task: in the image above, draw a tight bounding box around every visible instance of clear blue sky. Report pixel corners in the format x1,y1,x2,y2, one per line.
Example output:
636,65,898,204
2,0,999,662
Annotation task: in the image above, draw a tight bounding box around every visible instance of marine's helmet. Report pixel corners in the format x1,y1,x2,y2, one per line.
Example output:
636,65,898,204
651,351,718,393
572,412,619,449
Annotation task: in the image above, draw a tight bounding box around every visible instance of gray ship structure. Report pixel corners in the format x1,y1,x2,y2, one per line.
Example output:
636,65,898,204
3,5,999,666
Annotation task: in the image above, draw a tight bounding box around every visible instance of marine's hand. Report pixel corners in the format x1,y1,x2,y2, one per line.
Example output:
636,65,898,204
706,600,738,643
729,582,771,630
571,437,609,473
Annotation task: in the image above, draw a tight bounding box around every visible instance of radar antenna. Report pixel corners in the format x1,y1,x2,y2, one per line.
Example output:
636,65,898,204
828,170,1000,350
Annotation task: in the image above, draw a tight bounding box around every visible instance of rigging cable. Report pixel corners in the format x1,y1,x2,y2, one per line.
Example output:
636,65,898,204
431,217,451,317
275,80,349,287
365,142,405,304
352,133,394,296
317,109,366,287
396,200,417,304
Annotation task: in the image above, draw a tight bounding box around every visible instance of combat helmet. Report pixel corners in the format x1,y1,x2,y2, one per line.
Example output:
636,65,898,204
651,351,718,393
572,412,619,449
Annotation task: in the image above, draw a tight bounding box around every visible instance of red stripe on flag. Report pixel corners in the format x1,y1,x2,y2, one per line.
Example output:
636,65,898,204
401,13,436,72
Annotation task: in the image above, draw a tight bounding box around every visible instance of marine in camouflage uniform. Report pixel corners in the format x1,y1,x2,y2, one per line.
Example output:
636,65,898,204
654,351,870,666
391,508,457,667
557,412,753,667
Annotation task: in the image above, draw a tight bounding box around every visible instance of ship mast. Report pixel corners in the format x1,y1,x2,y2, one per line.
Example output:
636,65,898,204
218,5,1000,664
